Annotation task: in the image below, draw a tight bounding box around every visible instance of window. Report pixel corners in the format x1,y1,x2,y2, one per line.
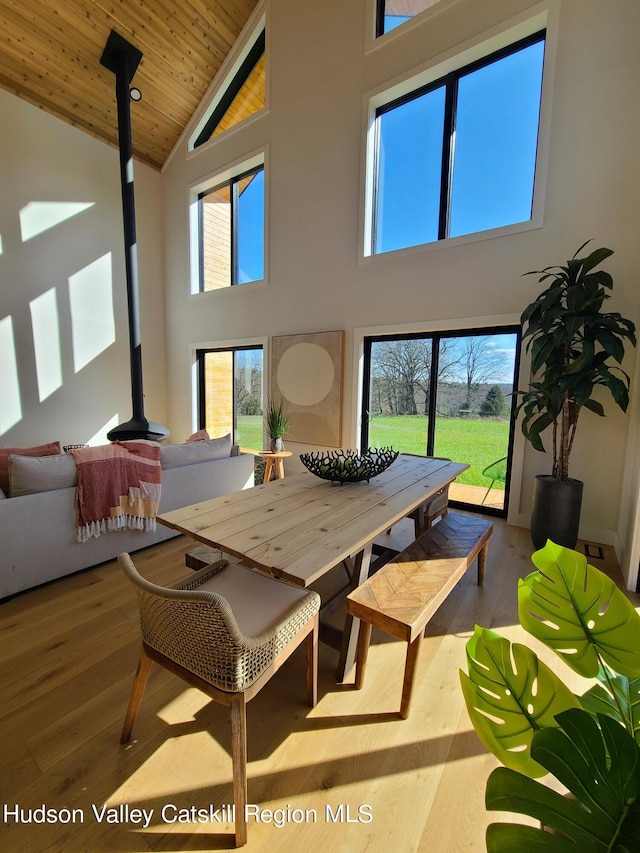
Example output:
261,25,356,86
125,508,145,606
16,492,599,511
197,346,263,448
193,29,265,148
376,0,444,37
361,327,521,516
371,31,545,254
199,165,265,290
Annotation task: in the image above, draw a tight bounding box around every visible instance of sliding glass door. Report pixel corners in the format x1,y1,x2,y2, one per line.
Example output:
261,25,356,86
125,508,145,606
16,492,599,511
197,346,263,449
361,327,520,515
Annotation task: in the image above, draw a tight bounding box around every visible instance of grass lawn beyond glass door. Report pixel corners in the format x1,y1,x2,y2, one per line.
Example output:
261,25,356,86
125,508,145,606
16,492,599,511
236,414,264,452
368,414,509,488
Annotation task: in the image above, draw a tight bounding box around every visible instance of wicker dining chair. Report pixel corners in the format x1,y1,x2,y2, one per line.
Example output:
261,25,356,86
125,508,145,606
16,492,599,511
118,553,321,848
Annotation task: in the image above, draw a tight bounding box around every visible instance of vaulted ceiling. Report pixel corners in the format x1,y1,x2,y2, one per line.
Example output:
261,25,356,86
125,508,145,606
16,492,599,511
0,0,260,170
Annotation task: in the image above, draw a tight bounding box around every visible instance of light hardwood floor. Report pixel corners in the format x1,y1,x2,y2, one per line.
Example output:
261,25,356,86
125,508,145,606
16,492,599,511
1,519,636,852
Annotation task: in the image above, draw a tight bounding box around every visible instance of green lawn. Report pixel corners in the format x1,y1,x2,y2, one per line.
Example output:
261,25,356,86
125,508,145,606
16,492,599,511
236,415,264,451
237,413,509,489
369,415,509,488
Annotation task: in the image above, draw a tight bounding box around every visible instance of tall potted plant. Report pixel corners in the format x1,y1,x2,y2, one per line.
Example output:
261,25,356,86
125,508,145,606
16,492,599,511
515,242,636,548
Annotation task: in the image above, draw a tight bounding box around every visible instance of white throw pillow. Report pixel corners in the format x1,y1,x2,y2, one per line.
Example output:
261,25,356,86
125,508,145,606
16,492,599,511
0,440,62,494
159,434,232,470
9,452,78,497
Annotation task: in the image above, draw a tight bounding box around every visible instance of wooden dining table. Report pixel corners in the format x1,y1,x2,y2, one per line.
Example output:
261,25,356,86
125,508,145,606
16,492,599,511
158,453,469,681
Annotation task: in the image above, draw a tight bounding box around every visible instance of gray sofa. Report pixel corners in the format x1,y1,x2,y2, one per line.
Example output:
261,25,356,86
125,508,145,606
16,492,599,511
0,437,255,599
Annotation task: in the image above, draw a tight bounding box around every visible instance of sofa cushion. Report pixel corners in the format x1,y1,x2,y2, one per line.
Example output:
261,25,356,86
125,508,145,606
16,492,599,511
0,486,6,500
0,441,62,494
159,434,232,470
9,452,78,497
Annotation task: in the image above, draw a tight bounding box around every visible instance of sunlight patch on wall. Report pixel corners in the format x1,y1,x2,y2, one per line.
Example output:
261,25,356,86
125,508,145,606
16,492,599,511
19,201,95,242
68,253,115,373
0,316,22,435
87,414,119,446
29,289,63,402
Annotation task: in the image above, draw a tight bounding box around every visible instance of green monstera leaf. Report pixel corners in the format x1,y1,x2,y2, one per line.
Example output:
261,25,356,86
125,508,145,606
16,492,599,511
518,541,640,680
485,709,640,852
581,673,640,744
460,626,581,778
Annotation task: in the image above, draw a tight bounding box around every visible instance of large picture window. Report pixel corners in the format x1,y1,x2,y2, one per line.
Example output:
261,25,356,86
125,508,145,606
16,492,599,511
371,31,545,254
197,346,264,448
199,165,265,290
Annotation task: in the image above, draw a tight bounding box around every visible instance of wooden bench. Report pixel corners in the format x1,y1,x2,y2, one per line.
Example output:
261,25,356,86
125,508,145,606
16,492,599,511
346,512,493,718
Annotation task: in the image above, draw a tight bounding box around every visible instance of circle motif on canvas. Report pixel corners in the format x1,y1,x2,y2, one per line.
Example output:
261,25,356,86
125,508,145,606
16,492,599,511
276,342,335,406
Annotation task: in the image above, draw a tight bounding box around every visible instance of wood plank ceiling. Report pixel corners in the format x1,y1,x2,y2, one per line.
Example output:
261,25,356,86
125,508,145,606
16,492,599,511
0,0,260,170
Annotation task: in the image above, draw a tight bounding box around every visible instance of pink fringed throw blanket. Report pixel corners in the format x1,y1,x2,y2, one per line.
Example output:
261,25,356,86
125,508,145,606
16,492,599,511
70,441,162,543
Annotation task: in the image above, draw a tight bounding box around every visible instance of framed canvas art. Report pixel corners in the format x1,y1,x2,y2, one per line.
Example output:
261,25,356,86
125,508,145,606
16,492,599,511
270,331,344,447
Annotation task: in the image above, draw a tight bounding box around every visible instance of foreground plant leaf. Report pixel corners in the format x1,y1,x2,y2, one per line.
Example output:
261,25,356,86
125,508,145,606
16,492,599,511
581,674,640,744
518,540,640,679
461,626,580,778
485,709,640,852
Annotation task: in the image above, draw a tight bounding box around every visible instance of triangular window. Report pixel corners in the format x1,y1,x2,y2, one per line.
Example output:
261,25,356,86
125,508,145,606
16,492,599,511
193,29,265,148
376,1,445,36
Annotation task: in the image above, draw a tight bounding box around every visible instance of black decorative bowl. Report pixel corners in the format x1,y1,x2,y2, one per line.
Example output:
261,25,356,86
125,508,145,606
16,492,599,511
299,447,398,484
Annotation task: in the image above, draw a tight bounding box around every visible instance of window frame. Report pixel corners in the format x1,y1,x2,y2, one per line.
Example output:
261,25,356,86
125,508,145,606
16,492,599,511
370,28,546,255
198,163,265,291
375,0,386,37
196,344,264,445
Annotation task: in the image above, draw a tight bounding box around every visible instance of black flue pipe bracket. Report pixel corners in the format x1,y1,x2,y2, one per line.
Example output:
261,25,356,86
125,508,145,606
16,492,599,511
100,31,169,442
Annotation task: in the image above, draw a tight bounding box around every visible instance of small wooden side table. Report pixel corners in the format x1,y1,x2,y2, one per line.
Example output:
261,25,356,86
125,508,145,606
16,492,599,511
260,450,292,483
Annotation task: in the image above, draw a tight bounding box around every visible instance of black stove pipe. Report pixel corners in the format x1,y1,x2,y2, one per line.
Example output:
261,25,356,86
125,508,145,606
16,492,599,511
100,31,169,442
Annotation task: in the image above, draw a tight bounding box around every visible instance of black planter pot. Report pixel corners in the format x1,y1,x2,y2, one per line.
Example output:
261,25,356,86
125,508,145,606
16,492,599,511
530,475,583,550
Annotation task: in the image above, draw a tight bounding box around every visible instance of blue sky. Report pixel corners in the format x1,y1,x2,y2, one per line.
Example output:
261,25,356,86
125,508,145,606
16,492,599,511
237,169,265,283
384,15,411,33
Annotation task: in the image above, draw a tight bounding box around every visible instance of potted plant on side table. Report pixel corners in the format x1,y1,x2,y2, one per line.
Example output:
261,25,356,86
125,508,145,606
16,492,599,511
515,242,636,548
265,398,290,453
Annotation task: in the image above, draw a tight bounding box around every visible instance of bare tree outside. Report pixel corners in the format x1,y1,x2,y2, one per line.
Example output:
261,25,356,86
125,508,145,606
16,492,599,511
370,339,431,415
370,338,463,416
235,350,263,416
447,335,509,414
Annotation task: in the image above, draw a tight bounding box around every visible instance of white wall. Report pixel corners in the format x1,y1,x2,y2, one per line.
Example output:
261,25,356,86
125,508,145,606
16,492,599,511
0,88,168,449
162,0,640,577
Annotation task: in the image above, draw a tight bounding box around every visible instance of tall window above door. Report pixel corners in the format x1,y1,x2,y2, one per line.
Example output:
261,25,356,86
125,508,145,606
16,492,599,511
368,29,545,255
198,162,265,290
